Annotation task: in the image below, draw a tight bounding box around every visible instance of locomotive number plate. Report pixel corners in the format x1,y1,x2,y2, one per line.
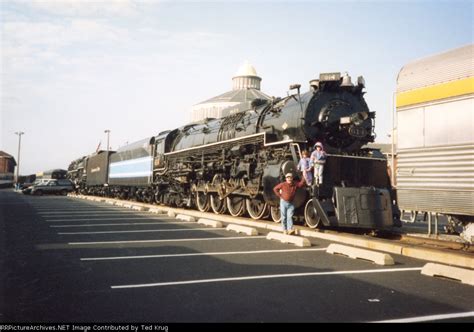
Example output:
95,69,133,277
348,126,367,137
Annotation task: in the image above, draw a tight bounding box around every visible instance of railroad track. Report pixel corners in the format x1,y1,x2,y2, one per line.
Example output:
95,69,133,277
389,233,472,252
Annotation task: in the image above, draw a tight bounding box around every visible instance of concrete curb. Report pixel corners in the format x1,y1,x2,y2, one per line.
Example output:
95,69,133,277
421,263,474,286
402,246,474,269
176,214,196,222
67,195,474,269
226,224,258,236
132,205,147,211
326,243,395,265
198,219,223,228
299,229,404,255
266,232,311,247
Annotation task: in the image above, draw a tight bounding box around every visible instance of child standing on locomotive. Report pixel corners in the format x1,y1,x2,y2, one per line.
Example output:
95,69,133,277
273,173,306,235
297,150,313,186
311,142,327,185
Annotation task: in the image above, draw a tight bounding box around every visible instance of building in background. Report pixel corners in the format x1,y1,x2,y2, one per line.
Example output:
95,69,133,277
0,151,16,188
190,61,271,122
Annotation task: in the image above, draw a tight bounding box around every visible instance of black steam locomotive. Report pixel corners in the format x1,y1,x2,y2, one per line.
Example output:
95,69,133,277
69,72,400,230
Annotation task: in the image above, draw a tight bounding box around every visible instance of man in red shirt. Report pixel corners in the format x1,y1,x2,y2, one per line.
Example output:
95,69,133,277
273,173,306,234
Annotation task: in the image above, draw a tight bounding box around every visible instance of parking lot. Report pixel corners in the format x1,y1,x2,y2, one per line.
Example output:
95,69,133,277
1,189,473,322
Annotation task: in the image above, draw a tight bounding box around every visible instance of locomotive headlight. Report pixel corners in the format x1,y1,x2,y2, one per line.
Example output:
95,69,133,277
341,112,369,125
340,116,351,125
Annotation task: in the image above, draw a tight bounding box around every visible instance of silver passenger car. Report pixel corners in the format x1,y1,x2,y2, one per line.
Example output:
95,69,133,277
395,44,474,242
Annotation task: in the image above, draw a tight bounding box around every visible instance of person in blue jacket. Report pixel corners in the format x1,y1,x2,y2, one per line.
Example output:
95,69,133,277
297,150,313,186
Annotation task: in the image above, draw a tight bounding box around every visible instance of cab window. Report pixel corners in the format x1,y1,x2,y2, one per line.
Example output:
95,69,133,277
154,140,165,168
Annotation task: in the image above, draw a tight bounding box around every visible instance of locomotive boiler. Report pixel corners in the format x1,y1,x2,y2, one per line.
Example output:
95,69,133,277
69,72,400,230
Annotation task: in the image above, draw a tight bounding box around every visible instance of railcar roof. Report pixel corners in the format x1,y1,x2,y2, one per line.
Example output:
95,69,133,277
397,44,473,93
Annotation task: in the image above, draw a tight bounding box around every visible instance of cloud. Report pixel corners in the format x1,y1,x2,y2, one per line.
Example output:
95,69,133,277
3,19,130,49
26,0,141,18
1,17,132,77
2,13,226,78
1,1,231,156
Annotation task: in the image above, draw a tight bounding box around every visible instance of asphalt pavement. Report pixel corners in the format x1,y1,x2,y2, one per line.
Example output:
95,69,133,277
1,189,473,323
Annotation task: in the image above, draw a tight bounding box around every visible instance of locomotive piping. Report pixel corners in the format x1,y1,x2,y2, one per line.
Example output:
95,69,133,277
164,133,303,156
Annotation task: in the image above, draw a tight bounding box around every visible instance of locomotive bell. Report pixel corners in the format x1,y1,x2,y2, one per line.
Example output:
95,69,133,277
341,72,353,87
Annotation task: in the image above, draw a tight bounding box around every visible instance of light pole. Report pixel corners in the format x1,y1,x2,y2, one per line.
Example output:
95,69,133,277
104,129,110,151
14,131,25,189
391,92,396,187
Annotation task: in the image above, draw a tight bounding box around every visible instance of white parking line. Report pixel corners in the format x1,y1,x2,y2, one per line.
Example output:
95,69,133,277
35,208,94,210
37,209,124,213
38,211,144,214
69,236,266,245
82,248,328,261
46,217,168,222
50,222,196,228
34,207,107,210
33,205,92,207
42,213,152,217
58,228,228,235
44,215,155,220
36,209,130,216
32,207,91,209
373,311,474,323
42,214,156,221
111,267,423,289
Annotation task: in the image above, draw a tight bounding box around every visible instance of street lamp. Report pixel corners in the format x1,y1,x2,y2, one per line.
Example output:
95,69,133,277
14,131,24,189
104,129,111,151
391,92,396,187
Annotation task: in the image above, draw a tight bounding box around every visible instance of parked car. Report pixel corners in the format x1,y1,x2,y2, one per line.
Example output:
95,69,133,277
21,179,48,190
22,179,75,196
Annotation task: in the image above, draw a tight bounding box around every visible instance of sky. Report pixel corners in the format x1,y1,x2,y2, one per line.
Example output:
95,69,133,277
1,0,473,175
